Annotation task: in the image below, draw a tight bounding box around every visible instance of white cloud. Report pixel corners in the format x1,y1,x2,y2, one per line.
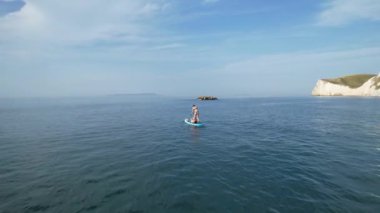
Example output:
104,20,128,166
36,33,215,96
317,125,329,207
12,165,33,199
221,47,380,75
0,0,170,46
318,0,380,26
151,43,186,50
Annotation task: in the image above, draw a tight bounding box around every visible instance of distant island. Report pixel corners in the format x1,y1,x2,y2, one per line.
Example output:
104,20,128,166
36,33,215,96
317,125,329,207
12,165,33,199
198,96,218,100
312,74,380,96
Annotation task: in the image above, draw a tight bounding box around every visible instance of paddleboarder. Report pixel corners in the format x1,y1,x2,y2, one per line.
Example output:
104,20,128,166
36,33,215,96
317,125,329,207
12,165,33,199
191,105,200,123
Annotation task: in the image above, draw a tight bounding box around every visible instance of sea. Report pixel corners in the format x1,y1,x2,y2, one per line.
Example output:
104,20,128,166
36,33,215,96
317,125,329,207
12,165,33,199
0,96,379,213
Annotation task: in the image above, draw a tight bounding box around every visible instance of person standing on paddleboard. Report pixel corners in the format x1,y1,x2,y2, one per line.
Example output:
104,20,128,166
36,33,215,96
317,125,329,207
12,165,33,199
191,105,200,123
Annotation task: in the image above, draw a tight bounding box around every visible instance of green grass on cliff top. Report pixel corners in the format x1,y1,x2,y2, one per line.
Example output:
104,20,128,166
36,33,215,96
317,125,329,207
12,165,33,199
323,74,376,88
375,76,380,89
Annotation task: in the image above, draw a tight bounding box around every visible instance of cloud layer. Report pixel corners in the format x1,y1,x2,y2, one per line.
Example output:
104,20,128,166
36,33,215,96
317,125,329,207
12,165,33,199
318,0,380,26
0,0,170,46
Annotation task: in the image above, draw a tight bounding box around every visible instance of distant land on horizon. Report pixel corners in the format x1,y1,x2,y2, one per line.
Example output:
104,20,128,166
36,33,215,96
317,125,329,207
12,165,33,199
109,93,160,96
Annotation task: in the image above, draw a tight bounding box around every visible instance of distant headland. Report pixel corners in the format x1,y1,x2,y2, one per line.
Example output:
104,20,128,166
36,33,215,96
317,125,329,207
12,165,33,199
198,96,218,100
312,73,380,96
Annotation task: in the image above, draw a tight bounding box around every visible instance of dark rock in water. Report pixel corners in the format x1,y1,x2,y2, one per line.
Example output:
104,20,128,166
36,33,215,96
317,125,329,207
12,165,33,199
198,96,218,100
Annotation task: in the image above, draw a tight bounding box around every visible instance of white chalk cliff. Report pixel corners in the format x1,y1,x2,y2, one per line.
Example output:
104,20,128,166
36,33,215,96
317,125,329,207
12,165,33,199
312,74,380,96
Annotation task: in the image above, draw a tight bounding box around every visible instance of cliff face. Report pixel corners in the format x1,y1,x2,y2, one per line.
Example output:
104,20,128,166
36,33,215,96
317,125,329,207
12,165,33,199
312,74,380,96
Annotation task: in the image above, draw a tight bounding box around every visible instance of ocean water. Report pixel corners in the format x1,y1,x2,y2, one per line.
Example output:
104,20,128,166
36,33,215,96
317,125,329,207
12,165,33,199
0,96,379,213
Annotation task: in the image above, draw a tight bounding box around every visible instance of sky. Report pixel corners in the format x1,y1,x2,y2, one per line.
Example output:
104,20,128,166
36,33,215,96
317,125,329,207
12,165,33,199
1,0,380,98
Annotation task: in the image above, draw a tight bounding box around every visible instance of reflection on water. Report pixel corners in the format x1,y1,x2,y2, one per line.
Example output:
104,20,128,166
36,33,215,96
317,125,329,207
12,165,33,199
190,126,200,142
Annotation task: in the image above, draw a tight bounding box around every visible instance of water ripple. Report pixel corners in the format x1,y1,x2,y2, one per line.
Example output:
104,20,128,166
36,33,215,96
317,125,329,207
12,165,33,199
1,97,379,212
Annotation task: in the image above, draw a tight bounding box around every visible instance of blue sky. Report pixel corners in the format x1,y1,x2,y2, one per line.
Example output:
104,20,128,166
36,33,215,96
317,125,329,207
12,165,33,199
1,0,380,97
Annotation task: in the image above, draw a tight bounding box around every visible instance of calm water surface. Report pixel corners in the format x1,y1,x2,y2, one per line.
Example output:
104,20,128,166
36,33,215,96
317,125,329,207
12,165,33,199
0,96,379,212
